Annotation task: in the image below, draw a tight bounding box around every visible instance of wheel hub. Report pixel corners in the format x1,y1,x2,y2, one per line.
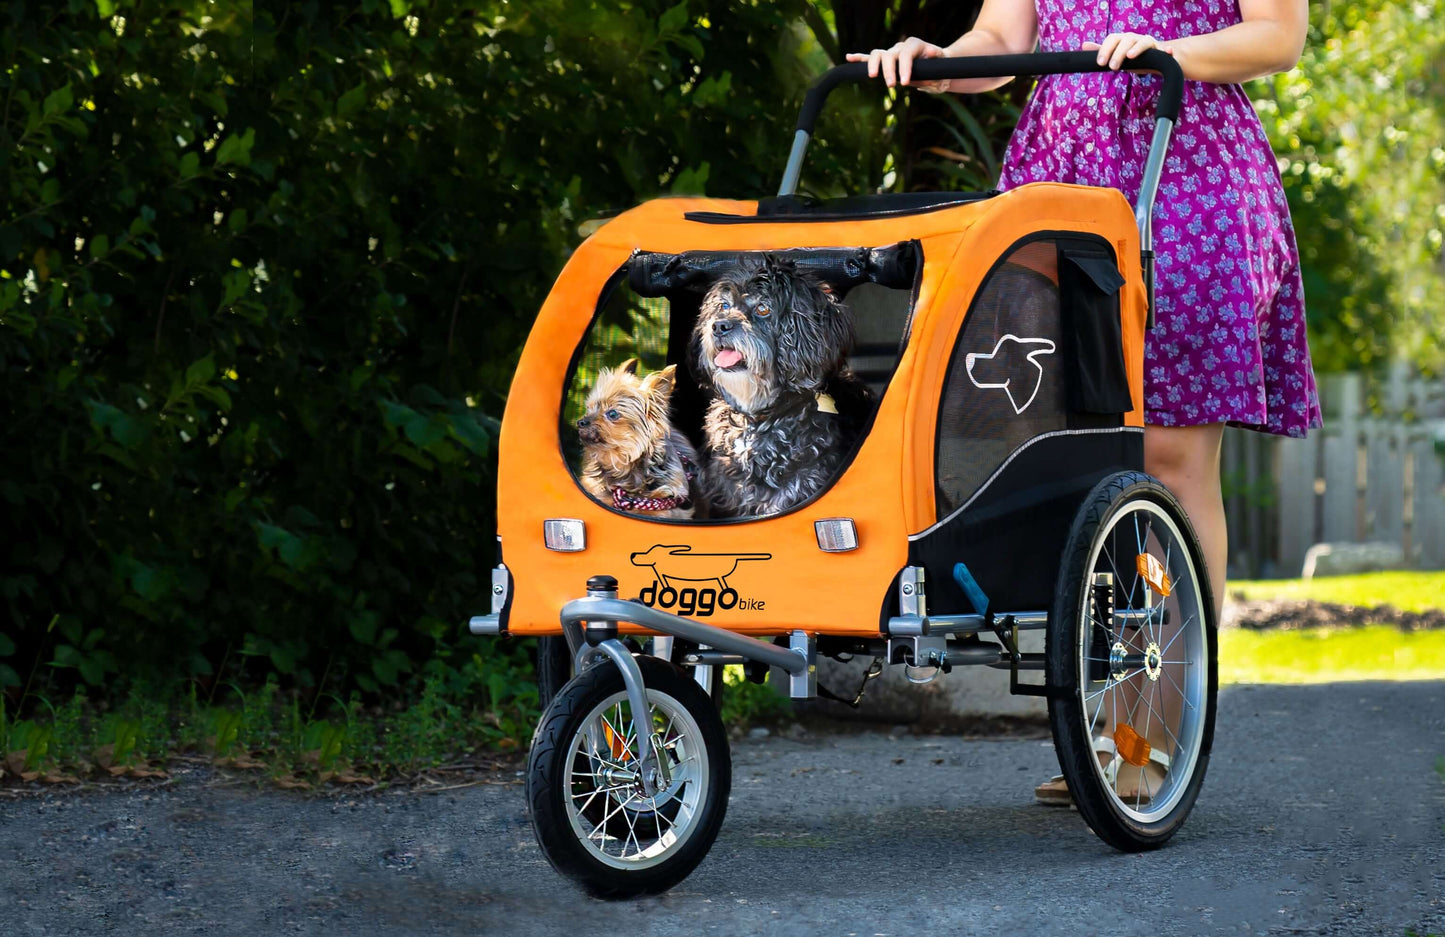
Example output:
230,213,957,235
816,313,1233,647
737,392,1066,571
1143,641,1163,682
1109,641,1130,681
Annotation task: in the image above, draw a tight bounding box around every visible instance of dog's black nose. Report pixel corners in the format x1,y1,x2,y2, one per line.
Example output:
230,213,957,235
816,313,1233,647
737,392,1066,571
712,319,734,337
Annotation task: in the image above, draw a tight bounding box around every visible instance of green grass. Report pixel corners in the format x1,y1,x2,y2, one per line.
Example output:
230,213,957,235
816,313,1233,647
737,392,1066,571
1220,625,1445,685
1229,571,1445,613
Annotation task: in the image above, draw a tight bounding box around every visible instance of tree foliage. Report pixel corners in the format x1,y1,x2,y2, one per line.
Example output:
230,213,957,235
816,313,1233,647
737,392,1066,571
0,0,824,700
1251,0,1445,373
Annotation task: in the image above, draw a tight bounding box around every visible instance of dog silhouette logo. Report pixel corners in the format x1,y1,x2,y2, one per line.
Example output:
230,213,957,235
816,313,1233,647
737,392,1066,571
629,545,771,616
964,334,1057,415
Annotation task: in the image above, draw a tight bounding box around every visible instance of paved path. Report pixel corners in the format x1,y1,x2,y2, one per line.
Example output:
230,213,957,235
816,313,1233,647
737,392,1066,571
3,682,1443,936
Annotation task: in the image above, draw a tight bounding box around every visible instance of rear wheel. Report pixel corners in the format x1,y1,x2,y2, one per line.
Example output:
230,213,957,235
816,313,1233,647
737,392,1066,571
526,655,731,898
1047,471,1218,851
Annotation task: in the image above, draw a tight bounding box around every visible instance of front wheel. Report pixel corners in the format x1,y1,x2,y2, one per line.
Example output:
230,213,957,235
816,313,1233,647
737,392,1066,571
1047,471,1218,851
526,655,731,898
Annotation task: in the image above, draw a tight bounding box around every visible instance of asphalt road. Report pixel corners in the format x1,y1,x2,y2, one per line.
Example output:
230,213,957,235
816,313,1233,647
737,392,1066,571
3,682,1443,937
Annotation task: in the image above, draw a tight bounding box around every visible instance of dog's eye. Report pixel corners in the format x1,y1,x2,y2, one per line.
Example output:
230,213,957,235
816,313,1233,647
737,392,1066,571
719,298,731,311
605,409,621,421
755,304,771,317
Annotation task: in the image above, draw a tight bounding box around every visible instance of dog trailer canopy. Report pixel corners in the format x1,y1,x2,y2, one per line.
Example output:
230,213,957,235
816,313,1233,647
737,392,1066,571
501,180,1149,639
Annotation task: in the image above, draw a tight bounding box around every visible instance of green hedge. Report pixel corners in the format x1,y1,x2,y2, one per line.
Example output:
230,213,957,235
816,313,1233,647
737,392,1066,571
0,0,853,701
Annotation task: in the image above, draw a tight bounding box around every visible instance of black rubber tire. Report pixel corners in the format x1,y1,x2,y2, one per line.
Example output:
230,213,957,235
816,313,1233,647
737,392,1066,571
538,637,724,713
1046,470,1218,852
536,636,572,710
526,655,731,898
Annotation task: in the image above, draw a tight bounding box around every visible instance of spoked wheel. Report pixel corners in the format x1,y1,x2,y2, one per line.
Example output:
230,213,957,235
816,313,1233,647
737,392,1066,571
1047,471,1218,851
526,655,730,898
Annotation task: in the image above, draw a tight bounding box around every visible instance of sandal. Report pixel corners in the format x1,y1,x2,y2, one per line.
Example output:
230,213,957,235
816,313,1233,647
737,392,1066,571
1034,735,1171,807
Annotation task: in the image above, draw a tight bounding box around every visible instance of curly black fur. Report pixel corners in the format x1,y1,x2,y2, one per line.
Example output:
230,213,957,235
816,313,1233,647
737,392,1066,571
692,255,873,517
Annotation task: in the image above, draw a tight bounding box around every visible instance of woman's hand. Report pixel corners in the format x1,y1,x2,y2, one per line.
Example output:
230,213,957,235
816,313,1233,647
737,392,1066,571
845,37,952,92
1082,33,1176,70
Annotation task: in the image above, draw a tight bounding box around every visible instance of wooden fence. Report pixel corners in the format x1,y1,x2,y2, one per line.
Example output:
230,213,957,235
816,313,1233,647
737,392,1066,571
1221,368,1445,578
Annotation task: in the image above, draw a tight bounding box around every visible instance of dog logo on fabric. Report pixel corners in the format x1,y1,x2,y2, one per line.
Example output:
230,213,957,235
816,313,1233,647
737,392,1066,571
964,334,1057,415
630,545,771,616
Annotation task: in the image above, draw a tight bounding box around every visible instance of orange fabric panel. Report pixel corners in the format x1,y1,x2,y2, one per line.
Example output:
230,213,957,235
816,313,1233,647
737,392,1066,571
497,185,1145,637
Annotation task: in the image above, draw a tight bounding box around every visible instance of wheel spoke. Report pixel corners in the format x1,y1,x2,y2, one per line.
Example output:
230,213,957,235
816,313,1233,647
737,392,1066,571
1159,615,1193,656
1160,664,1197,712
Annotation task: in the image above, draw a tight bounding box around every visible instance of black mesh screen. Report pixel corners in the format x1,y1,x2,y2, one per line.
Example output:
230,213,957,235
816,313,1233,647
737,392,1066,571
844,282,912,397
936,239,1069,516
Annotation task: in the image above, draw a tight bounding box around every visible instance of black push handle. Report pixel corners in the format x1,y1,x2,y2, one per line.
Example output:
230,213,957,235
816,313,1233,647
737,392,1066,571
778,49,1184,326
795,50,1183,135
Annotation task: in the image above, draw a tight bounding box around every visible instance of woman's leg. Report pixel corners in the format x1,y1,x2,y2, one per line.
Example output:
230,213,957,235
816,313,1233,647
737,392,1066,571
1143,423,1227,622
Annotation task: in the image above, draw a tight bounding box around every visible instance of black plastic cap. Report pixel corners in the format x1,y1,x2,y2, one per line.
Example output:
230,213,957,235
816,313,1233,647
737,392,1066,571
586,575,619,592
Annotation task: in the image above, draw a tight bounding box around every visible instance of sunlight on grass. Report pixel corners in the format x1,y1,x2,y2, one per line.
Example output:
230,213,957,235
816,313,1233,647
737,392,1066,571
1229,571,1445,613
1219,625,1445,685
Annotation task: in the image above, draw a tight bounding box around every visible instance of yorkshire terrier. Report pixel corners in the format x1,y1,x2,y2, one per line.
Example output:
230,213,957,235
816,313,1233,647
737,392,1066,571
692,255,873,517
577,359,703,520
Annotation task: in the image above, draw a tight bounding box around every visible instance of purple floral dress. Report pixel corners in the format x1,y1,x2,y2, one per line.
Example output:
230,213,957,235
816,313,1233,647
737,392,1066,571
997,0,1323,438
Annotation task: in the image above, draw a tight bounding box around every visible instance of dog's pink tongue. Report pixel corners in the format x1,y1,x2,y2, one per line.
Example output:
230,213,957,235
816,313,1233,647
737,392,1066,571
715,349,743,369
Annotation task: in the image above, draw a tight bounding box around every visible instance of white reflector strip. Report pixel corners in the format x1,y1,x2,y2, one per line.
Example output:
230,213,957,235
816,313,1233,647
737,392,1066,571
543,518,586,552
814,518,859,553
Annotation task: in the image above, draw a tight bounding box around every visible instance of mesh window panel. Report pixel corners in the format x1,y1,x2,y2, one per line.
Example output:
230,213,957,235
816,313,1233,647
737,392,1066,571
935,239,1068,516
561,283,671,472
845,281,912,398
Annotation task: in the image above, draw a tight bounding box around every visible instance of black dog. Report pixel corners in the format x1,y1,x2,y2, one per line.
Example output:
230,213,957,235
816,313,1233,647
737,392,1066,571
692,255,872,517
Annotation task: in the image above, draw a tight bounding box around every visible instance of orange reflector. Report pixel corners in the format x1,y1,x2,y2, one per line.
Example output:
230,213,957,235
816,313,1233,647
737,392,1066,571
602,722,628,760
1136,553,1172,597
1113,723,1152,768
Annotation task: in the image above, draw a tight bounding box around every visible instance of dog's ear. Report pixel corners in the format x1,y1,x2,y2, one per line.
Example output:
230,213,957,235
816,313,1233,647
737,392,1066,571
773,274,856,390
643,364,677,399
618,357,640,376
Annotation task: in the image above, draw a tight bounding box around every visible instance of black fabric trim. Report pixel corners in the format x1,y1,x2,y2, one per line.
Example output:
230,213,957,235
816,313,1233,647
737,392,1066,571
910,428,1144,614
1059,241,1132,415
683,190,997,224
627,244,919,296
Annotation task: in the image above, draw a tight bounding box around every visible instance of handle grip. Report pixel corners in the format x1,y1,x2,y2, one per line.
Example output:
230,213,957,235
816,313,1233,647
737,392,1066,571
795,50,1182,134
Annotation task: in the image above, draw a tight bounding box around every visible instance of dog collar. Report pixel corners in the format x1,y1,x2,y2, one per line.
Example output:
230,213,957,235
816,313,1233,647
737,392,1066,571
612,488,690,513
815,392,838,414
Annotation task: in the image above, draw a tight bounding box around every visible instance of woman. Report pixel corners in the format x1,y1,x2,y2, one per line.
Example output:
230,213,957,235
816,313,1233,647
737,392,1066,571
850,0,1322,803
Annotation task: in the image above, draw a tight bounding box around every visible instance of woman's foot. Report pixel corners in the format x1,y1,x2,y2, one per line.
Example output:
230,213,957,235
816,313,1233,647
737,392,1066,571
1034,735,1169,806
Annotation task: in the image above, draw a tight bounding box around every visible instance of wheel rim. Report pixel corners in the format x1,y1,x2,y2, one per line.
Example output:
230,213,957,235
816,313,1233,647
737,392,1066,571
1077,496,1207,823
563,688,709,871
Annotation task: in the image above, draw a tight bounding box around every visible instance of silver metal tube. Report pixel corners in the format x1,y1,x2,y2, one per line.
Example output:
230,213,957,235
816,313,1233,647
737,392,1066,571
559,596,808,674
1005,611,1049,630
1134,118,1175,252
577,638,663,797
927,613,988,636
777,130,810,197
467,614,500,635
681,651,748,666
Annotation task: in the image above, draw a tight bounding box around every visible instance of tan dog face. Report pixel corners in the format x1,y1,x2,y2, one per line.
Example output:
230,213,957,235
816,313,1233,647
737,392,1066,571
577,359,677,475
